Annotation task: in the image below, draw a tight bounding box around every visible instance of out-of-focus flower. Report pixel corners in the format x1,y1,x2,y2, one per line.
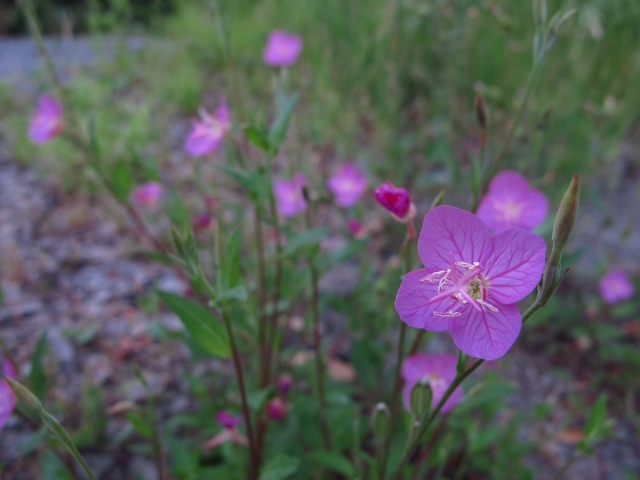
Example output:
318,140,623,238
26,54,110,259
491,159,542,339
277,373,293,394
184,101,229,157
266,397,288,421
347,219,365,238
0,357,17,430
476,170,548,233
599,269,634,305
374,183,416,223
263,30,303,67
395,206,546,360
327,163,367,208
192,213,215,231
29,94,63,144
274,174,308,217
402,354,462,414
203,411,247,450
131,181,163,207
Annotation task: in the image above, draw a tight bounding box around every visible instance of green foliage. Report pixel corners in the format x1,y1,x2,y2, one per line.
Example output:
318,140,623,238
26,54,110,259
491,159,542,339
258,454,300,480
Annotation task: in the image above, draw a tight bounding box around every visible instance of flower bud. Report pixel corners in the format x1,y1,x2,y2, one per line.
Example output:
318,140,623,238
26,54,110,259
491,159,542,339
266,397,288,421
374,183,416,223
552,174,579,250
371,402,390,441
5,377,44,414
277,373,293,394
410,378,433,422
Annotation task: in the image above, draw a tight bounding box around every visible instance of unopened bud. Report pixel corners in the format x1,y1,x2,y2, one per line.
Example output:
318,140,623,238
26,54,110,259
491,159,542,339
374,183,416,224
475,93,488,130
5,377,43,414
371,402,390,441
552,174,579,250
410,378,433,422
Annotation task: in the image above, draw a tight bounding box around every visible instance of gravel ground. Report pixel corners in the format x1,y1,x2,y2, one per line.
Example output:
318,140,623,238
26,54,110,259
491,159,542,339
0,36,638,480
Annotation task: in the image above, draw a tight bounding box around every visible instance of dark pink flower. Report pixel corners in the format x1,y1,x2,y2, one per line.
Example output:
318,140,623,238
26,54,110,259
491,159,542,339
402,354,462,414
266,397,288,421
184,101,230,157
216,411,241,430
263,30,303,67
347,219,365,238
476,171,548,233
327,163,367,208
599,269,634,305
395,206,546,360
277,373,293,394
274,174,308,217
29,94,63,144
374,183,416,223
192,213,215,231
131,182,163,207
0,357,17,430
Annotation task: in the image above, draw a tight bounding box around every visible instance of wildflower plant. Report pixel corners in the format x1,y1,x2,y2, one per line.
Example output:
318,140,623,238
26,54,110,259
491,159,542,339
3,1,615,479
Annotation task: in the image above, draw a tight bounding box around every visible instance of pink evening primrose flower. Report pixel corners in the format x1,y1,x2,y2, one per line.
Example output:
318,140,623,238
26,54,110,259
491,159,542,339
131,181,163,207
184,101,230,157
0,357,17,431
402,354,462,414
216,411,242,430
374,183,416,223
599,269,634,305
395,206,546,360
263,30,303,67
327,163,367,208
274,174,308,217
203,411,247,450
476,170,548,233
29,94,63,144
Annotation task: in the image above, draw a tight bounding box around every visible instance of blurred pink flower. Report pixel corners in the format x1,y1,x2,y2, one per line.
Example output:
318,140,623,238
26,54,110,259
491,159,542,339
216,410,241,430
274,174,308,217
263,30,303,67
402,354,462,414
395,206,546,360
374,183,415,223
476,171,548,233
0,357,17,430
277,373,293,394
29,94,63,144
327,163,367,208
131,182,163,207
347,219,365,238
266,397,288,421
184,101,229,157
599,269,634,304
192,213,215,231
203,411,247,450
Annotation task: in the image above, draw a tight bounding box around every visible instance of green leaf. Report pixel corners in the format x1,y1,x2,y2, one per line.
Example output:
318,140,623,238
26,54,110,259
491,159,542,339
268,93,299,153
29,333,48,399
281,229,331,259
584,394,607,439
157,291,231,358
211,286,248,307
247,388,273,411
258,454,300,480
214,164,266,199
125,412,153,439
245,125,271,152
164,190,189,229
111,159,133,201
306,450,355,478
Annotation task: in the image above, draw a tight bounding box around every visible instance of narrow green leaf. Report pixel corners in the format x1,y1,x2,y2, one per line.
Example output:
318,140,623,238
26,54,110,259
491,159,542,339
268,93,299,153
247,388,273,411
157,291,231,358
111,159,133,201
584,394,607,438
29,333,48,399
258,454,300,480
281,228,331,259
245,125,271,152
307,450,355,478
210,286,248,307
125,412,153,439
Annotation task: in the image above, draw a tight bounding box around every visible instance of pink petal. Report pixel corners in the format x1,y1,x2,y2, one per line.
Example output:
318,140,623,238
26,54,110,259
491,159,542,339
450,302,521,360
484,229,546,305
418,206,493,269
487,170,530,195
39,94,63,117
184,130,223,157
215,100,229,129
401,354,462,414
395,269,453,332
518,189,549,230
0,359,17,430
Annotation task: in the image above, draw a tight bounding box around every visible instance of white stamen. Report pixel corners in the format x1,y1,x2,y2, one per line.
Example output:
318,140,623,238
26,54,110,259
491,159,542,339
477,299,499,312
434,311,462,318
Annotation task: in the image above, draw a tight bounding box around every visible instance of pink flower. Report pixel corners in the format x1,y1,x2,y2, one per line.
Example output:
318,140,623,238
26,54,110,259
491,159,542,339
266,397,288,421
395,206,546,360
216,410,241,430
184,101,230,157
274,174,308,217
0,357,17,430
277,373,293,394
476,171,548,233
402,354,462,414
192,213,215,231
263,30,303,67
29,94,63,144
131,182,163,207
599,269,634,305
374,183,416,223
347,219,365,238
327,163,367,208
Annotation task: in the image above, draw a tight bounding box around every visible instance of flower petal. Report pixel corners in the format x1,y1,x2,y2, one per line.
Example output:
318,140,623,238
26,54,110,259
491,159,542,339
418,206,493,269
184,130,222,157
518,189,548,230
395,269,453,332
484,229,546,304
39,94,63,117
450,302,521,360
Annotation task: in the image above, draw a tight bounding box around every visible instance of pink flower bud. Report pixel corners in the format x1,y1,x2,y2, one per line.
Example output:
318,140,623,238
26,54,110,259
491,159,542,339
131,182,163,207
266,398,288,421
0,357,17,430
216,411,241,430
277,374,293,394
374,183,416,223
263,31,303,67
29,94,63,144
